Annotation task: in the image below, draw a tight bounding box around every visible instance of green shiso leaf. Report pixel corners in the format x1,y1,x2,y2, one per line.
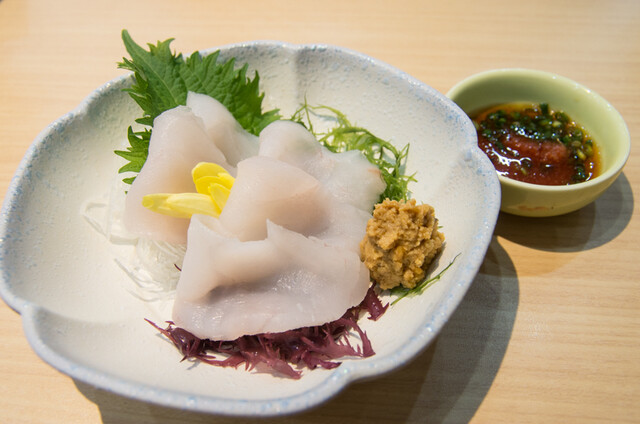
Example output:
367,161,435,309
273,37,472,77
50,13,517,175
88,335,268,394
114,31,412,203
115,30,280,184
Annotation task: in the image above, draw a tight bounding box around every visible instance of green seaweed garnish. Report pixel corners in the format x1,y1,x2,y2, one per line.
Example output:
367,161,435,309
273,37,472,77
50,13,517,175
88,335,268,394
389,253,460,305
291,103,414,202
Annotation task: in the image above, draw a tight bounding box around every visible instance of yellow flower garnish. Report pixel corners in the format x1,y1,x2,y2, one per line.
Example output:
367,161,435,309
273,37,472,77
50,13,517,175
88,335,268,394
142,162,234,218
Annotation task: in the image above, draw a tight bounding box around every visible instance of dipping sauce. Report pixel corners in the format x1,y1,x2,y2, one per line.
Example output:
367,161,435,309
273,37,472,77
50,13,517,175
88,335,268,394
472,103,599,185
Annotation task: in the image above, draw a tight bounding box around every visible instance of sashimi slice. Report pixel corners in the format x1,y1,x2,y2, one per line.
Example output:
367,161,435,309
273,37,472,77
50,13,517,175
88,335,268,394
218,156,330,241
186,92,259,165
173,219,371,340
124,106,233,244
119,94,389,342
259,120,385,211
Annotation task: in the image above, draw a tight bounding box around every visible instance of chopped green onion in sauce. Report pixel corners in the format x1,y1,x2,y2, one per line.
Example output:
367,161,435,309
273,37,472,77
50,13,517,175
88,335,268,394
472,103,599,185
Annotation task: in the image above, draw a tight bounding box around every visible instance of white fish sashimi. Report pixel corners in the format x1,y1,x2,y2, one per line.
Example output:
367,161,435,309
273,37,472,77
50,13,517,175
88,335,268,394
218,156,330,242
169,117,385,340
173,219,370,340
259,120,386,211
313,201,375,253
320,149,387,209
186,92,259,166
257,119,322,170
175,215,282,302
123,95,257,244
121,96,387,340
124,106,230,244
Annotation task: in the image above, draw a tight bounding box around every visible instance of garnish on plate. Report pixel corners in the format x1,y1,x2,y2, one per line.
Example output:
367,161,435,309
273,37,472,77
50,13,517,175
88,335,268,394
115,31,450,378
291,103,414,202
146,285,387,379
115,29,280,184
142,162,234,218
360,198,445,291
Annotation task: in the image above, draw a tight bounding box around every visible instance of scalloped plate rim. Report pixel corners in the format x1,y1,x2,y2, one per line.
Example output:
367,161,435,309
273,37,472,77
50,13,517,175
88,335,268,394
0,40,500,416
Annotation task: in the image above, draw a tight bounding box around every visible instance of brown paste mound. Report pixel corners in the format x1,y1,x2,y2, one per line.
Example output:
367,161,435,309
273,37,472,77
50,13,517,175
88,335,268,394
360,199,444,290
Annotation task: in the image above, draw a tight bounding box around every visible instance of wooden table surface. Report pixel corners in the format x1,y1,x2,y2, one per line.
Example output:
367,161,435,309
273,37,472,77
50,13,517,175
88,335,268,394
1,0,639,423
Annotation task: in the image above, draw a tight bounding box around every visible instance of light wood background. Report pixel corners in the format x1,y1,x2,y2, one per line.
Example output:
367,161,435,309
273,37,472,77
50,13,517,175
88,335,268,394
1,0,639,423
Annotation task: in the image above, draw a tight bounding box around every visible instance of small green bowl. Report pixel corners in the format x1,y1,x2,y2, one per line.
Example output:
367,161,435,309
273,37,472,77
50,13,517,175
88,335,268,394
447,68,630,217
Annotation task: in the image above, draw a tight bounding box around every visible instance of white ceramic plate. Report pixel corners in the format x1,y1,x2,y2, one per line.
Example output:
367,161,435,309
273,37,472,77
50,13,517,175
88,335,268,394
0,41,500,416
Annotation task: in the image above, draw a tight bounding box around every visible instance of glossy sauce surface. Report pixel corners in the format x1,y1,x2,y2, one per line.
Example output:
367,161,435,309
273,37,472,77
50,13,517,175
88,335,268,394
472,103,599,185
